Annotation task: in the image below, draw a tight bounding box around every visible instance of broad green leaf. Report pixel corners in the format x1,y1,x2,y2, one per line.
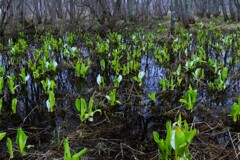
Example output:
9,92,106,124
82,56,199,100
80,98,87,122
186,129,197,143
49,91,55,112
75,98,81,112
6,137,14,159
64,139,72,160
166,121,172,151
16,127,27,156
231,103,240,122
221,67,228,81
0,132,6,141
88,98,94,113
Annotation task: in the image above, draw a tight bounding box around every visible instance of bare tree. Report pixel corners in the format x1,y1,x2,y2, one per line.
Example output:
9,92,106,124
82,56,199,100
234,0,240,21
229,0,236,21
194,0,206,18
206,0,212,18
170,0,195,31
220,0,229,21
212,0,221,17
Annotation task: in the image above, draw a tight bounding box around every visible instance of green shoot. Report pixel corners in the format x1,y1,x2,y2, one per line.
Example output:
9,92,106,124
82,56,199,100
97,74,105,89
179,86,197,110
133,71,145,86
46,91,55,112
64,138,87,160
75,98,102,122
6,137,14,159
106,89,122,106
148,92,156,102
0,77,4,94
0,132,6,141
230,97,240,122
16,127,28,156
11,98,18,114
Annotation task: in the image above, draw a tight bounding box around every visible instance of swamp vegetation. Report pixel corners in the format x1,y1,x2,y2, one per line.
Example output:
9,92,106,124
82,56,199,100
0,21,239,159
0,0,240,160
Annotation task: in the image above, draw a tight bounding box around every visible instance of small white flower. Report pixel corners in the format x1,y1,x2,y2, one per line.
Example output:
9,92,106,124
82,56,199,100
46,99,50,112
171,129,176,150
53,61,58,67
117,75,122,83
97,74,101,85
138,71,145,79
25,75,30,81
71,47,77,52
45,61,49,68
105,95,110,101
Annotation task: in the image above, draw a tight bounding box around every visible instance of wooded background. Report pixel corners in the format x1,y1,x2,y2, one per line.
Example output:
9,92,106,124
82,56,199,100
0,0,239,35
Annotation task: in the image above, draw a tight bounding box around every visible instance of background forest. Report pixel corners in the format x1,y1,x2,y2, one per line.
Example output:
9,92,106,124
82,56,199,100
0,0,240,35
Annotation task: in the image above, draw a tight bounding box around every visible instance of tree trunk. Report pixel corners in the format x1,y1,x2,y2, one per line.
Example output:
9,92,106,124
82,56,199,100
229,0,236,21
170,0,195,32
206,0,212,18
33,0,41,24
234,0,240,21
194,0,205,18
220,0,229,21
212,0,221,17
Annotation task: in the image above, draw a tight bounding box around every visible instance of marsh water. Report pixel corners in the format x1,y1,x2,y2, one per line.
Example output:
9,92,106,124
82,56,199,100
0,29,239,159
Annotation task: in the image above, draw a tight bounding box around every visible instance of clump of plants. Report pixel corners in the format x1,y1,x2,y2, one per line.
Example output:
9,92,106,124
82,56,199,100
153,115,196,160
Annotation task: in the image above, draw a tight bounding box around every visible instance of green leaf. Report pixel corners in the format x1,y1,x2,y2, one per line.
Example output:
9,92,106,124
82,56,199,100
75,98,81,112
6,137,14,159
165,121,172,149
8,79,15,94
11,98,18,114
72,148,87,160
0,77,4,94
230,103,240,122
186,129,197,143
133,76,139,82
153,131,160,143
92,109,102,117
48,91,55,112
221,67,228,81
0,132,6,141
88,98,94,114
80,98,87,122
16,127,27,156
64,139,72,160
179,98,187,105
148,92,156,102
100,59,105,70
